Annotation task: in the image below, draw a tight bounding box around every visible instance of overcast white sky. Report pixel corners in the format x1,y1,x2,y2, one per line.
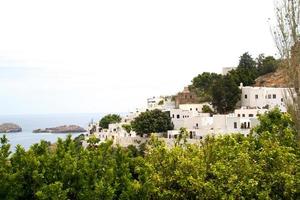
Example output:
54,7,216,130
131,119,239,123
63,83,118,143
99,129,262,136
0,0,278,115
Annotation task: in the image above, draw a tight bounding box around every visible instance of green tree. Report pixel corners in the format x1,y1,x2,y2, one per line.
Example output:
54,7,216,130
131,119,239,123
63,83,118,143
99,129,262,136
191,72,222,94
122,124,132,133
229,52,258,86
211,75,241,114
202,104,214,114
256,54,279,76
131,109,174,135
99,114,122,129
36,182,68,200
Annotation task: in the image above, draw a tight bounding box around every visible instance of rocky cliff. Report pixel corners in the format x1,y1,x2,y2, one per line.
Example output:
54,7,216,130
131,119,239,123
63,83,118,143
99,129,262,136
254,68,288,87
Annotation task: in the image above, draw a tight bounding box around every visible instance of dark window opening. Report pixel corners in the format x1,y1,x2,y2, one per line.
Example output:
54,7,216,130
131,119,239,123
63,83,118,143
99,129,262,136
234,122,237,129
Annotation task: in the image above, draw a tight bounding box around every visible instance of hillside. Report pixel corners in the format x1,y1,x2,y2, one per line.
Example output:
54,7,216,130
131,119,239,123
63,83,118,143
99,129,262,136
253,68,288,87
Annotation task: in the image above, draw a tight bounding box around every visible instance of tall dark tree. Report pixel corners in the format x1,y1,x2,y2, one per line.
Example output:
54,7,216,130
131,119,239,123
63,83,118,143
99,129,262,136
238,52,257,69
211,75,241,114
229,52,258,86
190,72,222,102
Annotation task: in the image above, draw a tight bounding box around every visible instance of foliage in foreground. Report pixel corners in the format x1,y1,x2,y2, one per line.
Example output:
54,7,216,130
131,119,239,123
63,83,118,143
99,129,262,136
0,109,299,199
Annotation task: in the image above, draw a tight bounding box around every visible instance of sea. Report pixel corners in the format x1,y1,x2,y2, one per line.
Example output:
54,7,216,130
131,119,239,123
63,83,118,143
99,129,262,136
0,113,105,151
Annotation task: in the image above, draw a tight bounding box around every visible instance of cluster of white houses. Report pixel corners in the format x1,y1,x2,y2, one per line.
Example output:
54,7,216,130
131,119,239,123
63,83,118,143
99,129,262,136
86,84,291,146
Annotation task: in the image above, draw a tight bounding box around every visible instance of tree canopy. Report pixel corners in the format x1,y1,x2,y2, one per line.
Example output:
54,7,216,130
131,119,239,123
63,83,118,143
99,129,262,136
131,109,174,135
99,114,122,129
211,75,241,114
256,54,279,76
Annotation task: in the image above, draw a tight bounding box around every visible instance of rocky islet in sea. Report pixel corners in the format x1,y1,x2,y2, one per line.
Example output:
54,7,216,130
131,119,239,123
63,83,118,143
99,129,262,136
33,125,86,133
0,123,22,133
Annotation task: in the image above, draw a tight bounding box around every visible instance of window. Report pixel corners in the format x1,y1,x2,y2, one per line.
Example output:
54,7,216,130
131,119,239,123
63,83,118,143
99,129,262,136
196,123,199,127
177,114,180,119
234,122,237,129
249,114,254,117
172,114,175,118
268,94,271,99
190,95,193,99
244,94,247,99
242,114,245,117
255,94,258,99
196,108,198,111
190,108,192,111
247,122,250,128
273,94,276,99
281,98,284,102
238,114,240,117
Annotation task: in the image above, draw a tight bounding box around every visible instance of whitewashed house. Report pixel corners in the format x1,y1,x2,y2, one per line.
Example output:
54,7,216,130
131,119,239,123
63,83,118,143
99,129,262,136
147,96,175,111
240,85,289,112
178,103,212,113
234,107,268,118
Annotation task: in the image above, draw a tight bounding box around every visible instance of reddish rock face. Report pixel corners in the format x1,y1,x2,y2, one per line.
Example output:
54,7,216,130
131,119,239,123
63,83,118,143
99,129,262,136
254,68,288,88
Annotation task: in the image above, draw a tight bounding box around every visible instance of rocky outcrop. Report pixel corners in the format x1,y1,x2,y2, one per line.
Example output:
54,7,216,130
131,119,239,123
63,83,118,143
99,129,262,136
0,123,22,133
254,68,288,87
33,125,86,133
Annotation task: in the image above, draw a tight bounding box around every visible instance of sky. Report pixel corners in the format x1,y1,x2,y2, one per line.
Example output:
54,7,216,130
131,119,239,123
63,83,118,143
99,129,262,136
0,0,278,115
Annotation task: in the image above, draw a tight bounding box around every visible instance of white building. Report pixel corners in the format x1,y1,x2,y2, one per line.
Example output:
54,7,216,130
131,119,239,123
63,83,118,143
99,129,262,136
87,121,136,144
222,67,236,75
147,96,175,111
168,113,259,140
240,86,289,112
234,107,268,118
170,109,212,130
212,114,259,135
179,103,212,113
